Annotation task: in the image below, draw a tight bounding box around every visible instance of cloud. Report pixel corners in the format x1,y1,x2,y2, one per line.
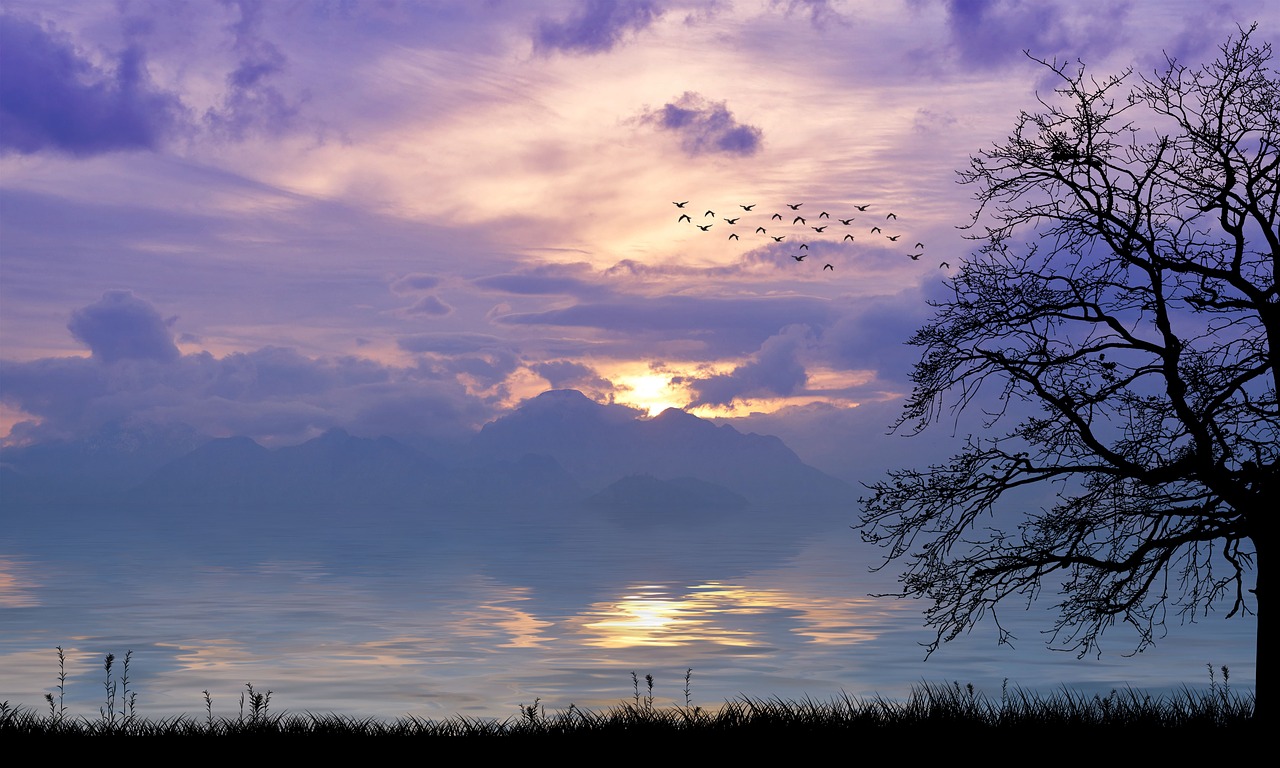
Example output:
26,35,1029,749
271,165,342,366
0,344,489,445
772,0,850,29
472,273,602,297
396,333,509,355
390,274,441,295
530,360,612,391
684,325,812,406
403,295,453,316
204,0,304,139
0,14,186,156
640,92,763,157
66,291,181,364
495,295,835,357
939,0,1129,70
534,0,664,55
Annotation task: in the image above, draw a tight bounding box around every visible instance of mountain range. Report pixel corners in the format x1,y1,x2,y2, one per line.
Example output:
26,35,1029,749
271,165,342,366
1,389,855,514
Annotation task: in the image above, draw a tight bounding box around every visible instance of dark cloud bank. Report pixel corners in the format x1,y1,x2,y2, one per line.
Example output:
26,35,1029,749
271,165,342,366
0,14,185,156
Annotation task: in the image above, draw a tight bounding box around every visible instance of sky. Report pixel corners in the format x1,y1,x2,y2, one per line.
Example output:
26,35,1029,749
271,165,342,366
1,0,1276,477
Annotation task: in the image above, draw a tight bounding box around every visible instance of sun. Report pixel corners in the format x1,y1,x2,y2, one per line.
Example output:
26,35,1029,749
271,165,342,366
610,372,688,417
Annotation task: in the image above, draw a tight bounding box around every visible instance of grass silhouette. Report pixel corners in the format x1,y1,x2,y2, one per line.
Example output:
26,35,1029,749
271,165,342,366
1,650,1257,738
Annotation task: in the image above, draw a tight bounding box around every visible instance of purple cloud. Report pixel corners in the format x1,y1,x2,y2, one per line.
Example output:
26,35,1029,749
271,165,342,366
204,0,303,139
403,295,453,316
473,273,602,297
495,295,833,357
534,0,664,55
390,274,441,295
66,291,180,364
0,342,489,445
531,360,612,391
396,333,509,355
0,14,186,156
641,92,763,157
685,325,811,406
940,0,1128,69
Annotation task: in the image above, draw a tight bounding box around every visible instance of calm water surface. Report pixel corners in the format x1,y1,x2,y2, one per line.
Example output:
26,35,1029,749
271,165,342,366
0,503,1256,719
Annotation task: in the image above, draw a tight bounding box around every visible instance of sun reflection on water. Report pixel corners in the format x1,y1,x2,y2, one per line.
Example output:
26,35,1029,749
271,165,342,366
573,581,884,649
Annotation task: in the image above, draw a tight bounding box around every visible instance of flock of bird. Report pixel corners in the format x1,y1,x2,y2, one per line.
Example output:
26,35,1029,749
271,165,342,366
670,200,947,273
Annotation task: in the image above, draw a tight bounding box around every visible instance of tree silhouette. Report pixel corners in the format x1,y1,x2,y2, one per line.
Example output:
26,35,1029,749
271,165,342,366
859,27,1275,707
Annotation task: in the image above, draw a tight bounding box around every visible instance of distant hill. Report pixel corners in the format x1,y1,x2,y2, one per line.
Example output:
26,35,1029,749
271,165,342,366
472,389,854,506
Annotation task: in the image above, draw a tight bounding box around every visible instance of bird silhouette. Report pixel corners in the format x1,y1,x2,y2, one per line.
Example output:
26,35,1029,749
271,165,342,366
678,214,691,222
729,233,740,240
674,201,689,208
772,213,783,221
812,226,827,233
915,242,925,249
886,234,901,241
819,211,830,219
756,227,768,234
697,224,712,231
939,261,951,269
843,234,855,241
909,253,921,260
704,210,715,217
793,216,806,225
792,254,806,261
854,204,870,211
886,212,897,220
724,217,740,224
787,203,803,210
799,244,809,250
741,204,756,211
771,235,785,242
838,218,855,225
824,263,834,270
871,226,882,234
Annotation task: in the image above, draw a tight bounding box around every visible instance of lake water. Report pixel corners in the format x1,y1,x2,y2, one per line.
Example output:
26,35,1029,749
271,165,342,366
0,502,1256,720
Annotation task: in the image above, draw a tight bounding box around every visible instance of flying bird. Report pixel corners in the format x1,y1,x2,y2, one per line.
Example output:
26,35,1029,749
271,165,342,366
812,226,827,233
729,233,740,240
771,236,785,242
824,263,834,271
724,217,740,224
854,204,870,211
838,218,855,225
843,234,855,241
909,253,921,260
886,234,901,241
886,212,897,220
799,244,809,250
678,214,691,222
741,204,756,211
787,203,803,210
697,224,713,231
772,213,783,220
674,201,689,208
756,227,768,234
705,210,715,217
792,254,806,261
939,261,951,269
793,216,806,225
915,242,925,249
871,226,882,234
819,211,830,219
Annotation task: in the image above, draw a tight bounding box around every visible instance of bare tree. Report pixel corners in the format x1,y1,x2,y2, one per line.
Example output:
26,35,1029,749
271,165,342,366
859,27,1276,707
